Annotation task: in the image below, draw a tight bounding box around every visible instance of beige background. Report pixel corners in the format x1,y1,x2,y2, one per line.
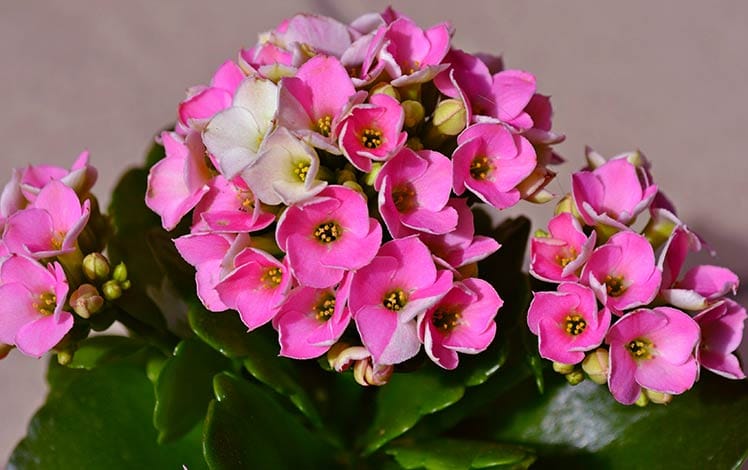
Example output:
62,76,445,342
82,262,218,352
2,0,747,463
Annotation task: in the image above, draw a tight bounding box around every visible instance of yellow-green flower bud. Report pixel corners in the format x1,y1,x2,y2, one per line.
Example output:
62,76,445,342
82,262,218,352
82,253,110,283
406,137,424,151
102,280,123,301
581,348,609,385
112,262,128,283
432,99,467,136
57,350,74,366
565,370,585,386
553,361,575,375
401,100,425,128
554,194,580,218
370,83,400,100
70,284,104,319
644,389,673,405
643,209,680,251
635,391,650,407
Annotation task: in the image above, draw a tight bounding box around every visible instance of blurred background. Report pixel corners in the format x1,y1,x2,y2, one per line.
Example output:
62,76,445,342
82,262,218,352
2,0,747,462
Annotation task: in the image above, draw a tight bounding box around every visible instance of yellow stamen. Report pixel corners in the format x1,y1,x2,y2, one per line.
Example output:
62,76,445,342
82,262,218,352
432,308,462,333
260,267,283,288
316,116,333,137
314,222,342,244
564,314,587,336
361,128,383,149
383,289,408,312
470,156,493,180
314,293,336,322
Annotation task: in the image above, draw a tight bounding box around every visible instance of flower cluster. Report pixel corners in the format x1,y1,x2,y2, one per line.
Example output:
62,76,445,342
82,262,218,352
0,153,126,360
147,7,563,381
528,148,745,405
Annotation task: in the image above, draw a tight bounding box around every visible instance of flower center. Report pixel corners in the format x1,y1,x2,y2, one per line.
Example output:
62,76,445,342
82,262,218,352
33,292,57,316
469,156,493,180
313,293,336,322
316,116,333,137
293,161,311,182
432,307,462,333
605,275,626,297
382,289,408,312
564,314,587,336
627,338,654,360
314,222,342,244
361,128,383,149
391,183,416,213
238,191,256,213
260,267,283,289
555,248,578,268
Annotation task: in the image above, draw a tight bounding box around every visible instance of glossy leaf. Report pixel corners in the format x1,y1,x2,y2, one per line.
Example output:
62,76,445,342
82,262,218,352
387,438,535,470
188,302,255,358
203,373,335,469
360,367,465,456
153,337,231,443
9,361,205,469
65,335,144,370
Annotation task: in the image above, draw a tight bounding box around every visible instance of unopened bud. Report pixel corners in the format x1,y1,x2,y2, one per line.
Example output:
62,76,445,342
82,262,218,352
102,280,123,301
581,348,609,385
353,358,393,387
644,389,673,405
370,83,400,100
643,208,680,251
70,284,104,319
327,343,370,372
432,99,467,136
553,362,575,375
336,165,357,184
112,262,128,283
401,100,425,128
364,163,383,187
57,350,74,366
406,137,424,151
565,370,585,386
635,390,650,407
554,194,581,218
517,167,556,204
0,344,12,360
82,253,110,282
534,229,549,238
342,181,365,195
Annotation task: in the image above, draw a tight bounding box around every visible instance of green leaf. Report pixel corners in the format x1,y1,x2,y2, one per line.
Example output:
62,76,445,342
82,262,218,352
9,361,205,469
387,438,535,470
360,367,465,456
153,337,231,443
188,302,257,358
203,372,336,469
65,335,144,370
487,373,748,469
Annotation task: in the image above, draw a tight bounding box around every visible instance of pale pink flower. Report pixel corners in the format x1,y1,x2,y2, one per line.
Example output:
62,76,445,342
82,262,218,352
190,176,275,234
572,157,658,230
419,278,502,370
527,282,611,365
453,123,537,210
0,255,73,357
275,185,381,288
0,169,26,231
177,61,245,134
581,231,662,313
530,213,597,283
694,299,746,379
273,274,352,359
146,131,212,231
338,93,407,172
607,307,700,405
377,148,457,238
349,236,453,365
18,151,98,203
215,247,291,331
4,181,91,259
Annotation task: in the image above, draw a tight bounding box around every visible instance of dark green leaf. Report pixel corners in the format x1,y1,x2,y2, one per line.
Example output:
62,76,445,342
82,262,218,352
360,367,465,456
487,373,748,469
9,361,205,469
387,438,535,470
66,335,143,370
153,337,231,443
188,302,256,358
203,372,336,469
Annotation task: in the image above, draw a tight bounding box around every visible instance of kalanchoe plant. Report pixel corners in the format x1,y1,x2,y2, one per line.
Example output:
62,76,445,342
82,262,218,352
5,7,748,470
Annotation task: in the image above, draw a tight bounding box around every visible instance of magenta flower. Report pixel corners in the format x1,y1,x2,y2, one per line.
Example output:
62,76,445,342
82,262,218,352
453,123,537,210
273,274,352,359
694,299,746,379
177,60,244,134
4,181,91,259
377,148,458,238
190,175,275,234
338,93,407,172
215,247,291,331
146,131,212,231
419,278,502,370
581,231,662,313
275,185,382,288
349,237,453,365
18,151,98,202
607,307,700,405
527,282,611,365
0,255,73,358
572,157,658,230
277,56,358,152
419,198,500,270
530,213,597,283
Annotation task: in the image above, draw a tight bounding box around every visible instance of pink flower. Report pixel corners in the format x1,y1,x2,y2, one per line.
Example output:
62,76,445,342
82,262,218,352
527,283,611,365
0,255,73,357
273,274,352,359
276,185,381,288
581,232,662,313
338,93,407,172
572,157,658,230
18,151,98,202
190,176,275,234
419,198,500,270
453,123,537,210
376,148,457,238
0,169,26,231
530,213,596,283
419,278,502,370
146,131,212,231
694,299,746,379
4,181,91,259
177,61,244,134
215,247,291,331
606,307,700,405
349,236,453,365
